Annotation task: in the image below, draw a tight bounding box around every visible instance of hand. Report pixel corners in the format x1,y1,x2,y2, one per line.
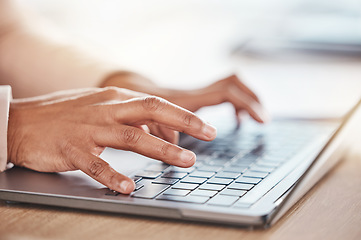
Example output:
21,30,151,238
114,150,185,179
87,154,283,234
8,87,217,194
101,73,269,125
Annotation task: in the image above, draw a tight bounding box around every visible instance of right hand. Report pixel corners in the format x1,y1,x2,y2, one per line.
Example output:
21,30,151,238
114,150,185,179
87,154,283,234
101,73,269,126
7,87,217,194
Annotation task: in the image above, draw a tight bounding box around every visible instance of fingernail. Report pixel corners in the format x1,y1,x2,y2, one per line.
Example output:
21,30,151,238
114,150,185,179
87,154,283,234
203,124,217,139
254,103,270,123
260,108,271,123
180,150,196,164
120,181,131,193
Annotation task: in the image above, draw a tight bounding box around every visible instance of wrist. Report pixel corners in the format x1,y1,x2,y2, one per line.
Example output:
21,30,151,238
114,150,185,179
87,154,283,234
6,105,21,165
100,71,152,88
99,71,174,98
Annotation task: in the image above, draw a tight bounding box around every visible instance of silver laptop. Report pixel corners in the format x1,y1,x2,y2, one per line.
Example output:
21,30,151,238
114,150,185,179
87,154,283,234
0,99,360,228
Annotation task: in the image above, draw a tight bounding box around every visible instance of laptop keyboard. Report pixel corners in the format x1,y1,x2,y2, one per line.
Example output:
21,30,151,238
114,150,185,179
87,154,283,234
105,121,333,208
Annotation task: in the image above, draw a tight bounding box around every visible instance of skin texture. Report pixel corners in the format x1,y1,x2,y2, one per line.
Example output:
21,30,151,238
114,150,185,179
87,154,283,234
7,74,267,195
8,87,217,194
101,73,269,127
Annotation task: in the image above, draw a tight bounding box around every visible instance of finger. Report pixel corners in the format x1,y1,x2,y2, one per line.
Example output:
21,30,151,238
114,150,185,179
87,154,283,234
147,123,179,144
70,148,135,194
93,125,196,167
235,109,249,129
158,126,179,145
135,125,150,134
227,75,260,103
235,108,241,129
100,96,217,141
147,123,163,139
228,86,269,123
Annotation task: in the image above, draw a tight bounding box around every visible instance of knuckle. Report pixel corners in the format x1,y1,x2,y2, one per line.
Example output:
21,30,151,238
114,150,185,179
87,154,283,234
116,88,133,97
61,141,76,158
107,104,117,122
59,142,82,170
229,74,238,82
103,86,121,100
142,96,166,112
88,160,107,178
182,113,196,128
223,75,238,86
159,143,170,156
120,127,141,146
107,171,118,188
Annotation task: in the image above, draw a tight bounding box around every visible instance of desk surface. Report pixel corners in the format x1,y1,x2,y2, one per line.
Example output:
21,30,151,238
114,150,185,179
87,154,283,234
0,149,360,240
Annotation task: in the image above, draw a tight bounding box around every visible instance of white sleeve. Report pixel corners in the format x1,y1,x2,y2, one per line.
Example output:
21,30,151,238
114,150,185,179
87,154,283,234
0,85,12,172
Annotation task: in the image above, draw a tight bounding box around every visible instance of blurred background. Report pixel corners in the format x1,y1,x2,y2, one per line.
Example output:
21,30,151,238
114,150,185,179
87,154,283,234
16,0,361,118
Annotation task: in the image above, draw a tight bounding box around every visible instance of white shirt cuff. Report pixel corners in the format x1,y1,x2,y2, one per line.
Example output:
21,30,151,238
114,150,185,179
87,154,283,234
0,85,12,172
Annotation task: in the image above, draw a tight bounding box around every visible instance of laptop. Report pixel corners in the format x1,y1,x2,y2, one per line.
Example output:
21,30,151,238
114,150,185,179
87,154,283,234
0,98,360,228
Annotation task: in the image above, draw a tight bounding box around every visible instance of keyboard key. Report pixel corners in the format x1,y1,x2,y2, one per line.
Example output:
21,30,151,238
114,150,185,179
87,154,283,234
193,162,204,169
135,182,144,191
189,171,215,178
207,178,233,185
262,156,285,163
197,166,222,172
190,189,218,197
256,160,280,168
220,189,247,197
223,166,248,173
232,159,255,165
156,195,209,204
105,190,119,196
203,160,228,167
181,176,207,184
144,164,170,172
163,189,190,196
233,200,252,208
199,183,226,191
132,183,169,199
135,171,162,179
195,155,210,162
214,172,241,179
238,153,259,162
228,182,254,191
207,195,239,206
172,182,199,190
161,171,187,179
131,176,142,183
168,166,195,173
216,151,238,158
199,148,216,156
249,165,275,173
235,176,261,185
152,178,179,185
243,171,269,179
235,160,304,205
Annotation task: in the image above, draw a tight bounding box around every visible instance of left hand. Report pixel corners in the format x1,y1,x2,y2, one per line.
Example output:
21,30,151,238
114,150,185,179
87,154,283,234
101,72,269,126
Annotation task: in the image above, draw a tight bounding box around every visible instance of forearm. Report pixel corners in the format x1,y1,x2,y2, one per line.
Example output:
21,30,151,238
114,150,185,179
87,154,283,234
0,1,187,100
0,1,119,98
100,71,195,103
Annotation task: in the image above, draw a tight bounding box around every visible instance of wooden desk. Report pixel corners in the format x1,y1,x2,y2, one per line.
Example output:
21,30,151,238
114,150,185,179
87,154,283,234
0,149,360,240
